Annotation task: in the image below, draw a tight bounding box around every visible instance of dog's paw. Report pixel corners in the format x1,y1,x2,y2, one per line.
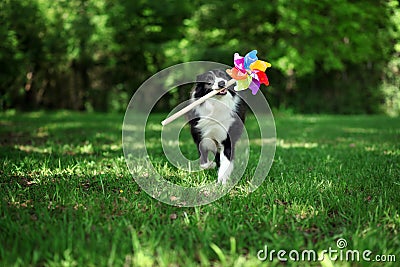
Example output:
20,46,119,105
217,175,228,185
200,161,216,170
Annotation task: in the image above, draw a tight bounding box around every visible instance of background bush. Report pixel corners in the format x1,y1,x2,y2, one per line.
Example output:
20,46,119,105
1,0,399,114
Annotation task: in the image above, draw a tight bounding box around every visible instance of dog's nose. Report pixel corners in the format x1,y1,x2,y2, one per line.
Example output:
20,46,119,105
218,81,226,88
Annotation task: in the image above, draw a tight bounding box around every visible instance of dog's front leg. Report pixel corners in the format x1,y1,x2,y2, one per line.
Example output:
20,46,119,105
199,138,217,169
217,144,234,184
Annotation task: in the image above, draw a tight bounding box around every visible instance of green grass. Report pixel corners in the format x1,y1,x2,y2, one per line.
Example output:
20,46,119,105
0,111,399,266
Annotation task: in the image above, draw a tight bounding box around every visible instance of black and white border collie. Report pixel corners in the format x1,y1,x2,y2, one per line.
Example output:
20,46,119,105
187,69,246,184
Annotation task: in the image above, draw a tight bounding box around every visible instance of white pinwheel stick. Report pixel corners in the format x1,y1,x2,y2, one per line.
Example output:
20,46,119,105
161,78,236,126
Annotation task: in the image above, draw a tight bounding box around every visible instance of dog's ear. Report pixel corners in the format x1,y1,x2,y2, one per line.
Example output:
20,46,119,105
214,69,230,80
196,73,208,82
193,72,213,98
192,82,205,98
193,73,207,98
196,71,215,83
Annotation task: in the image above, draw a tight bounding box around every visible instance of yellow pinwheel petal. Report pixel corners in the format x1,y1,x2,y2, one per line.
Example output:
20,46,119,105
250,60,272,72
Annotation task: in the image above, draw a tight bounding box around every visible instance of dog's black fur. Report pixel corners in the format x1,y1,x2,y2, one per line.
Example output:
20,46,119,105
187,69,246,184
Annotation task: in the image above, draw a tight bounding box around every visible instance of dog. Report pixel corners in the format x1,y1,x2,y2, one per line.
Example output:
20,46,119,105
187,69,246,184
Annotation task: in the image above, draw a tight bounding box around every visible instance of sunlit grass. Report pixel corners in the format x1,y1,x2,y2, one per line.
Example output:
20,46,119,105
0,111,399,266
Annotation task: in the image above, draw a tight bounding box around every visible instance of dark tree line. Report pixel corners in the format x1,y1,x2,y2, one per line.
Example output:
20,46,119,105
1,0,399,114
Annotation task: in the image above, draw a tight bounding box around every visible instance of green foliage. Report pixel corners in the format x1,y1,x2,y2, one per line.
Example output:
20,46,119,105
381,0,400,116
0,0,399,114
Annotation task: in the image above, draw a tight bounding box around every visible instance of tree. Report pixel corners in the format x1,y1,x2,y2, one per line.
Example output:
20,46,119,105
0,0,398,114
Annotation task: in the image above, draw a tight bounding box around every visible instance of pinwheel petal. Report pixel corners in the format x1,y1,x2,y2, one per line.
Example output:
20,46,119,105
226,67,248,80
234,75,252,91
226,68,233,77
244,50,258,70
250,60,272,72
249,77,260,95
253,69,270,85
234,53,246,72
249,70,259,81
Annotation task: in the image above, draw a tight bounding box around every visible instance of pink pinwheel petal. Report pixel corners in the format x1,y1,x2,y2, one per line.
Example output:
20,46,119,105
249,77,260,95
244,50,258,70
234,53,246,72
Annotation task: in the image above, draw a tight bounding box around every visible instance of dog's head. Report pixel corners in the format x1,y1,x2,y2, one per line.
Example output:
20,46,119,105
192,69,236,99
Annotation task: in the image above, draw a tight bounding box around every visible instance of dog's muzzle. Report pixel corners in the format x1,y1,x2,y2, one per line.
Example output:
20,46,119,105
216,81,227,95
217,88,228,95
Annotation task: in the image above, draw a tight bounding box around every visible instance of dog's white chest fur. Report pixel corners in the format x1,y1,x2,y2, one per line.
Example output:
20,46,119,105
194,95,238,143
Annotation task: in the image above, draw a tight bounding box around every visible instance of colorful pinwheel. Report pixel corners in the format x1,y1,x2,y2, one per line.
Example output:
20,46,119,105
226,50,271,95
161,50,272,126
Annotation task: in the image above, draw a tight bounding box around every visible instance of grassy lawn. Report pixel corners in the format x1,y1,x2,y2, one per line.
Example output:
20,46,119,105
0,111,399,266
